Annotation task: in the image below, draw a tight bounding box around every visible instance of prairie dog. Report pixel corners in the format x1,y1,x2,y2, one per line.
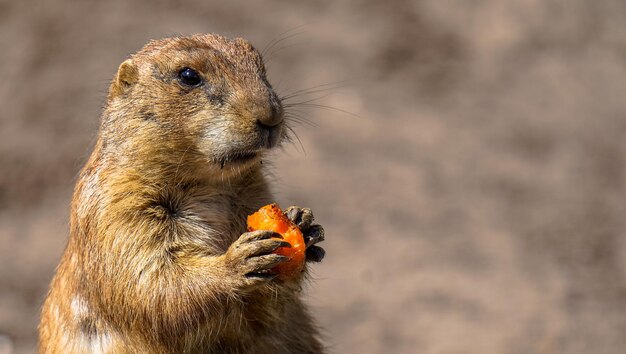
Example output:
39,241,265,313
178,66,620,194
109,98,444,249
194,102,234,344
39,34,325,354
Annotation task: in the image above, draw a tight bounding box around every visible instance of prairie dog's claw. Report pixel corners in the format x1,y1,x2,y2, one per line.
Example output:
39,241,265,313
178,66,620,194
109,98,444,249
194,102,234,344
303,225,324,247
284,206,326,263
285,206,314,230
306,246,325,262
225,231,290,288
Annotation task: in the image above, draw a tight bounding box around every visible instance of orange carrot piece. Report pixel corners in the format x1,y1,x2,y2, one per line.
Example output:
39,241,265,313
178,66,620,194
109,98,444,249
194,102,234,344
247,204,305,279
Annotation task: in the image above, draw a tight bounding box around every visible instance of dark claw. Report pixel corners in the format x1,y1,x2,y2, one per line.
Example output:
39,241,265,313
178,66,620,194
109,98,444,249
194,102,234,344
277,241,292,248
285,207,300,224
305,245,325,262
285,206,314,230
245,272,278,280
303,225,325,247
243,230,282,243
247,239,291,258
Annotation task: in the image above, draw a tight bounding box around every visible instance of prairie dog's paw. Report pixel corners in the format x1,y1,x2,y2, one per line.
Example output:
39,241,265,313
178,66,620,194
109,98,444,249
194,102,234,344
224,230,290,288
284,206,326,263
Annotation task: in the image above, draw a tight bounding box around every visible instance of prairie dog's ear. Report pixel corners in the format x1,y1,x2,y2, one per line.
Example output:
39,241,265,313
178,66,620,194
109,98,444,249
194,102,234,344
110,59,138,98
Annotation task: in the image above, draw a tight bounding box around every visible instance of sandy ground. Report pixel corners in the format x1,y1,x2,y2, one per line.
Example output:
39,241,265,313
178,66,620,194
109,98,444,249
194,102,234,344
1,1,626,353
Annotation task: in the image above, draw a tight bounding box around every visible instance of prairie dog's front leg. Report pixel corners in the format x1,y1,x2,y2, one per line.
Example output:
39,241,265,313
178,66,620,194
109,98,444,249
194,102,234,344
83,227,290,341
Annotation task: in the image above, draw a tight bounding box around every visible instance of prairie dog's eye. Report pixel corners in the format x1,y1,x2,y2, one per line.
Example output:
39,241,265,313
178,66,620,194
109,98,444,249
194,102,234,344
178,68,202,87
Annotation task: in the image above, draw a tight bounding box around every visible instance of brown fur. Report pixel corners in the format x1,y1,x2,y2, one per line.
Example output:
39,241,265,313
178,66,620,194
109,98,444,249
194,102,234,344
39,34,323,353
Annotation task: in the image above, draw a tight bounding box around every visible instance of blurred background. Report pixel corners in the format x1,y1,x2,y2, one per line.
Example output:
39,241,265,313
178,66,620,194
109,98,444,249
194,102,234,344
1,0,626,353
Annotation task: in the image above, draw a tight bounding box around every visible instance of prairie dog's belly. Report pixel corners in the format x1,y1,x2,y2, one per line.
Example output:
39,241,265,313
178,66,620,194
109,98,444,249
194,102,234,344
42,293,122,353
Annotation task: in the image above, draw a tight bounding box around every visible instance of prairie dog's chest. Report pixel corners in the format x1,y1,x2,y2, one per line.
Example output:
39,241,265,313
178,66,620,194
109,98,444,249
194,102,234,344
178,190,251,253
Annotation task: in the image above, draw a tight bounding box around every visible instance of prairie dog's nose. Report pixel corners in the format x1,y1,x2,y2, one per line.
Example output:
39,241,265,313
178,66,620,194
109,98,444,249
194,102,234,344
257,117,281,130
254,91,283,128
255,105,283,128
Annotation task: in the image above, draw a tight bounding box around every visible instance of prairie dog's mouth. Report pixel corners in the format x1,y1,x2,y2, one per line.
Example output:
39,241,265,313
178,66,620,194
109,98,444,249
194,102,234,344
216,151,259,169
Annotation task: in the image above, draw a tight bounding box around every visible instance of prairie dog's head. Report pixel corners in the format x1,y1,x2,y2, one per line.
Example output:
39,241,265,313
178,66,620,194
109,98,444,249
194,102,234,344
105,34,283,175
